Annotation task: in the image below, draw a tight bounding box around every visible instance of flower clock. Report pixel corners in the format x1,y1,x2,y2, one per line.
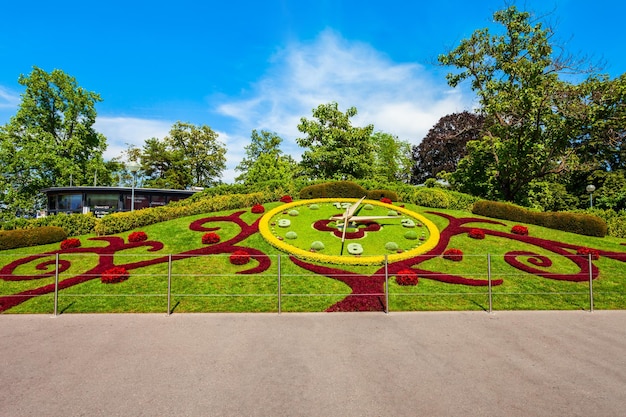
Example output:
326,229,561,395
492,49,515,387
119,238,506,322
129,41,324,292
259,197,440,265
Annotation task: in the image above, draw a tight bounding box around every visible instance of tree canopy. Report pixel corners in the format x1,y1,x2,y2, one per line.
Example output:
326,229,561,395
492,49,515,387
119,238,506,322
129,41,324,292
411,111,484,184
235,130,297,184
0,67,107,216
140,122,226,189
439,6,591,202
296,102,374,180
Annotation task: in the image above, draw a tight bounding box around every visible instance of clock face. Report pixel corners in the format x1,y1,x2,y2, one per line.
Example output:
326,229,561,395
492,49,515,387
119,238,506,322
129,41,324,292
259,198,440,265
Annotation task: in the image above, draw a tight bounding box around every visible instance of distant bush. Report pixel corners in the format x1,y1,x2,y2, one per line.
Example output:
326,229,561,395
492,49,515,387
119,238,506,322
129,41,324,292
473,201,607,237
96,192,268,235
0,226,67,250
299,181,398,201
0,213,97,237
406,187,479,211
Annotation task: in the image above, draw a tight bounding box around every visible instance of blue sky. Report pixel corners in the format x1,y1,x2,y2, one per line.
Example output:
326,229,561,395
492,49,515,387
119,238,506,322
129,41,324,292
1,0,624,183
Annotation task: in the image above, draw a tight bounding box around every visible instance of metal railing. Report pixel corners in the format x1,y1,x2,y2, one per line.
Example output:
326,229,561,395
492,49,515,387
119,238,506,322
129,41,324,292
0,252,621,315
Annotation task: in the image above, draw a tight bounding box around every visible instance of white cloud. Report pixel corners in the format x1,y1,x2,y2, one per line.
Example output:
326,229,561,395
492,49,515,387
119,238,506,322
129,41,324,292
0,86,20,109
94,30,475,184
216,29,473,161
0,86,21,124
95,117,173,160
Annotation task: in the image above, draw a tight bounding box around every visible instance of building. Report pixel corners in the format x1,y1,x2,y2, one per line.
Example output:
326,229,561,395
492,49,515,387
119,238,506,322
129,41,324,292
41,186,199,217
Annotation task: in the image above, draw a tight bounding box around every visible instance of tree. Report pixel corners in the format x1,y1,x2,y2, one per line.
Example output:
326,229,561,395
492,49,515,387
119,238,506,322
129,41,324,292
235,130,297,184
371,132,412,183
411,112,484,184
296,102,374,180
439,6,588,202
140,122,226,189
0,67,107,216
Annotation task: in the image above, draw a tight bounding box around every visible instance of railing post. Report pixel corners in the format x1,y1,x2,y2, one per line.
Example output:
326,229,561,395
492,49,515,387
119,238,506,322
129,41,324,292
588,253,594,312
53,253,59,317
487,254,493,313
167,254,172,316
384,255,389,314
277,254,282,315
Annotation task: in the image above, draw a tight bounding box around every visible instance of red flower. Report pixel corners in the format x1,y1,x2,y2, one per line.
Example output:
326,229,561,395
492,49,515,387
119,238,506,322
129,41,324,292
443,248,463,261
577,247,600,260
511,225,529,236
101,267,130,284
251,204,265,214
395,269,419,286
229,250,251,265
202,232,221,244
60,238,81,250
468,228,485,239
280,195,293,203
128,231,148,242
380,197,393,204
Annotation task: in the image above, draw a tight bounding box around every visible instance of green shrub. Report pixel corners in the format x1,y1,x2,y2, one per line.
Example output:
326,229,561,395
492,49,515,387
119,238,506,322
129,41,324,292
299,181,397,201
0,226,67,250
0,213,98,237
607,216,626,238
409,188,451,209
300,181,367,199
472,200,607,237
96,192,268,235
367,189,398,201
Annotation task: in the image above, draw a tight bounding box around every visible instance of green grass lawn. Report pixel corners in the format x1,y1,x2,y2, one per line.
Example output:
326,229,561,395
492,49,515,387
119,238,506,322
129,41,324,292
1,202,624,313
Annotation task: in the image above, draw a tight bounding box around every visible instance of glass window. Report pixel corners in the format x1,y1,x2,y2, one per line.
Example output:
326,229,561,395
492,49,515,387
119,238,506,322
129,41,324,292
58,194,82,211
48,195,57,210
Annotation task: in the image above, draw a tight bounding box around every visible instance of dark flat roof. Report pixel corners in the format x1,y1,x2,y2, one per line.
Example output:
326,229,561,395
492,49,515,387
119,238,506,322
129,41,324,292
41,186,199,196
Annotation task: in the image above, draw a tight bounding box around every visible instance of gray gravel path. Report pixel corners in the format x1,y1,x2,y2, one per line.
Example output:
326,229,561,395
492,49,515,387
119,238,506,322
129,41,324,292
1,311,625,417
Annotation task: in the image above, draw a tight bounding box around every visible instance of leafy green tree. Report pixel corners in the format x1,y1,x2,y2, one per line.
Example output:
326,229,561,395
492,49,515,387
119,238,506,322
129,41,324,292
0,67,107,216
140,122,226,189
296,102,374,180
575,74,626,172
411,112,484,184
371,132,412,183
439,6,587,202
235,130,297,184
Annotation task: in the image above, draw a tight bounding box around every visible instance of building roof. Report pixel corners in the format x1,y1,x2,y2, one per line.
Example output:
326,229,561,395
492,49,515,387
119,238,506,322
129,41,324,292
41,186,200,196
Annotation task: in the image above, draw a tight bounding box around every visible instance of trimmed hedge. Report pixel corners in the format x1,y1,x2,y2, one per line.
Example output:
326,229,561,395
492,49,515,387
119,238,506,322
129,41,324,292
405,187,480,211
299,181,398,201
0,226,68,250
0,212,97,237
95,192,269,235
472,200,607,237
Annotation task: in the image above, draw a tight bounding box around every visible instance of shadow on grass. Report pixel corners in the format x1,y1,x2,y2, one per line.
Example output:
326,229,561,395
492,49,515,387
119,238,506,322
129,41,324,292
59,302,75,315
168,301,180,315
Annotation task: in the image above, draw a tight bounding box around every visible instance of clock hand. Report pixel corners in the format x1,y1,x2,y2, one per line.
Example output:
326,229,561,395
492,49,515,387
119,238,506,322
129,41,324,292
334,196,366,255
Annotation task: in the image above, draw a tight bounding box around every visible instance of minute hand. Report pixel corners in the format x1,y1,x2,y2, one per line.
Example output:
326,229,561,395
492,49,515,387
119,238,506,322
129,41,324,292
347,215,398,223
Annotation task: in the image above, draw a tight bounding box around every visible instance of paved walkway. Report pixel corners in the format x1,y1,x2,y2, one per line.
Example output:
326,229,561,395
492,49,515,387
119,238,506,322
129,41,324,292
1,311,625,417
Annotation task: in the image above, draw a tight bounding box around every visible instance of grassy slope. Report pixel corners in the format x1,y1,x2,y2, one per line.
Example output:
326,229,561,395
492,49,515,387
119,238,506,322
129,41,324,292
1,202,624,313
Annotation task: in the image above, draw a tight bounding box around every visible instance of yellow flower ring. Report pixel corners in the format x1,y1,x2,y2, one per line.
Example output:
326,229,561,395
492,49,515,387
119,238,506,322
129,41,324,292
259,198,440,265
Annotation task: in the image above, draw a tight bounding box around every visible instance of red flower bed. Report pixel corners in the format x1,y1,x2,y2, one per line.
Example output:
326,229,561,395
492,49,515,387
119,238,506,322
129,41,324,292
60,238,81,250
128,231,148,242
280,195,293,203
443,248,463,261
251,204,265,214
395,269,419,286
230,250,251,265
202,232,221,244
577,247,600,260
511,225,529,236
380,197,393,204
468,228,485,239
101,267,130,284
